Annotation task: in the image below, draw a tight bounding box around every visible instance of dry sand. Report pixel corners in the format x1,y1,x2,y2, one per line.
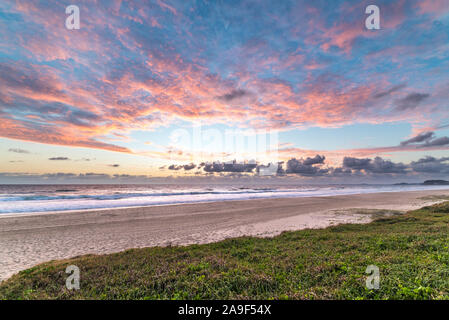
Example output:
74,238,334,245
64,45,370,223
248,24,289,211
1,189,448,281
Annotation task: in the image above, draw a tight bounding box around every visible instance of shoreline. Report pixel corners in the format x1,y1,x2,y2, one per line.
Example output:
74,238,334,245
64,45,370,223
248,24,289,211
1,189,449,281
1,185,449,218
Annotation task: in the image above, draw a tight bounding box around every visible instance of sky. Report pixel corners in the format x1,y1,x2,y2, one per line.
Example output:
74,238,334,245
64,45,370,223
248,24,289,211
0,0,448,184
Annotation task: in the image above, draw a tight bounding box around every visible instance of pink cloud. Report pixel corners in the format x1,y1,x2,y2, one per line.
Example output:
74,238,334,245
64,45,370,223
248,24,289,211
416,0,449,15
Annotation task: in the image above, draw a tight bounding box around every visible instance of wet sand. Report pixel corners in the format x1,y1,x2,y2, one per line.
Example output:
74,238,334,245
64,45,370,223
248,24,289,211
1,189,448,281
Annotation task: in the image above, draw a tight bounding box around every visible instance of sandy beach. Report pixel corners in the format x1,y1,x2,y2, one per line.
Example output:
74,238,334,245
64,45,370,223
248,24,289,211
1,188,448,281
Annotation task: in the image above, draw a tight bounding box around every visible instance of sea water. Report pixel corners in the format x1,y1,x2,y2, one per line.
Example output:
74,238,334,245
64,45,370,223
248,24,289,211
0,183,448,214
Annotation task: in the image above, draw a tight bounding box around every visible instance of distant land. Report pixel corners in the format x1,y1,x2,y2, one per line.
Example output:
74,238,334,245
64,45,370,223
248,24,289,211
423,180,449,185
394,180,449,186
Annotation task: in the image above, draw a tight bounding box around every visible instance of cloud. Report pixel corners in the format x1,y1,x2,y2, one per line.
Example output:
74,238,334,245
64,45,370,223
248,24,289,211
284,155,328,176
435,123,449,130
168,163,197,171
1,0,448,161
48,157,70,160
182,163,196,170
400,131,435,145
0,4,413,155
165,154,447,178
395,93,430,111
302,155,326,165
373,84,406,99
8,148,30,154
217,89,249,102
368,157,408,174
201,160,257,173
342,157,372,170
257,162,283,176
417,0,449,16
400,131,449,148
330,167,353,177
410,156,449,173
422,136,449,147
343,156,407,174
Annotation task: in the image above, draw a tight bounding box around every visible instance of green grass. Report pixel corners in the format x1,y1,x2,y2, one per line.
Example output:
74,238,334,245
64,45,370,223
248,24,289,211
1,202,449,300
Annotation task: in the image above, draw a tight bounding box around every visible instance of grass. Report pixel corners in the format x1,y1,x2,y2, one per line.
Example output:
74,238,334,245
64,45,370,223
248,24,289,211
1,202,449,300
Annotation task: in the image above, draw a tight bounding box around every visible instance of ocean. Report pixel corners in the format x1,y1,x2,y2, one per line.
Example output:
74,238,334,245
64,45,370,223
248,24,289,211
0,183,448,214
